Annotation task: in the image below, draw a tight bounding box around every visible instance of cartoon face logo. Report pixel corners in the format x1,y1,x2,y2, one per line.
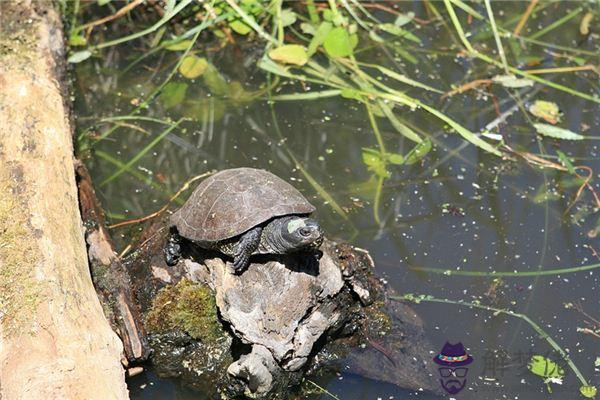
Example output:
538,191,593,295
433,342,474,395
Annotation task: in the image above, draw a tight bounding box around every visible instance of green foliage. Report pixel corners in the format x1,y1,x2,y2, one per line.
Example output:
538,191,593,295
323,27,358,58
268,44,308,66
534,124,585,141
179,55,208,79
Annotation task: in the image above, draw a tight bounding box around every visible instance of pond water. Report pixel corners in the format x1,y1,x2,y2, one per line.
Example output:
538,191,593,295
74,2,599,399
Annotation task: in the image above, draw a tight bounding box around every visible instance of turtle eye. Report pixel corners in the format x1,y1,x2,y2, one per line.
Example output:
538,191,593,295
299,227,312,237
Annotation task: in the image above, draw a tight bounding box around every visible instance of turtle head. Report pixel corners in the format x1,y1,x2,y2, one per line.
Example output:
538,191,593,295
281,216,323,252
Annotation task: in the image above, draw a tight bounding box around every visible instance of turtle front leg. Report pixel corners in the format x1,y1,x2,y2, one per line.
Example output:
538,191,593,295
232,226,262,273
164,232,182,266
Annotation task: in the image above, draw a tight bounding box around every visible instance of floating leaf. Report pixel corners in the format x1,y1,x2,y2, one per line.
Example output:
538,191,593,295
528,355,565,379
268,45,308,66
67,50,92,63
307,22,332,56
529,100,561,124
280,9,297,27
179,56,208,79
379,23,420,43
405,140,432,164
534,123,584,140
159,82,188,109
580,385,597,399
492,74,534,88
165,40,194,50
323,27,357,58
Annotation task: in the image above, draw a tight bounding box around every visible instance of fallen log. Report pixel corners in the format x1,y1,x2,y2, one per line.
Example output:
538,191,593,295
0,1,127,398
76,162,150,363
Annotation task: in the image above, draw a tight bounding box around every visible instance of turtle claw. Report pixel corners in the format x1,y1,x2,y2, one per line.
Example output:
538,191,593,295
232,254,249,273
165,234,182,266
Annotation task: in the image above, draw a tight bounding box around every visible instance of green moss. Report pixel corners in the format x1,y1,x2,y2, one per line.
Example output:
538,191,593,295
0,167,43,337
145,279,222,342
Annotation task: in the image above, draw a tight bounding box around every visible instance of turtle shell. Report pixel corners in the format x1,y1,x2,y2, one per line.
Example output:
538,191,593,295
170,168,316,242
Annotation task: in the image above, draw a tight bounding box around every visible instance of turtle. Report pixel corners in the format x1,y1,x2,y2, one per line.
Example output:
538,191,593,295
165,168,324,273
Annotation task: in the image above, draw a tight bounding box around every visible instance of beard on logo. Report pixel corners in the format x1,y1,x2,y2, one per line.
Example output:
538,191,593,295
441,378,466,395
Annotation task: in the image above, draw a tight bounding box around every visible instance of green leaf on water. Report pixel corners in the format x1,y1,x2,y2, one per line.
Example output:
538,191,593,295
165,40,194,50
307,22,332,56
268,45,308,66
534,123,584,140
179,56,208,79
528,355,565,379
556,150,575,174
580,386,597,399
379,23,420,43
323,27,357,58
529,100,561,124
405,139,432,164
67,50,92,63
159,82,188,109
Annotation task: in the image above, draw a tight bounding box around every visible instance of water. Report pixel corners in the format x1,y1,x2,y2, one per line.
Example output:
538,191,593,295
74,2,599,399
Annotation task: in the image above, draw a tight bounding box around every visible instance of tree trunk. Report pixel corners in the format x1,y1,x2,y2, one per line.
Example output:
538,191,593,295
0,1,128,399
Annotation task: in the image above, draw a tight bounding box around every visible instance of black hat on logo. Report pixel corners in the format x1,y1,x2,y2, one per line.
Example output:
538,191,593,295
433,342,473,367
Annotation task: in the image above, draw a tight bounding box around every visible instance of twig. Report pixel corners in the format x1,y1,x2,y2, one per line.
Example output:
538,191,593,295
108,170,215,229
442,79,492,98
523,65,599,75
80,0,145,33
513,0,538,36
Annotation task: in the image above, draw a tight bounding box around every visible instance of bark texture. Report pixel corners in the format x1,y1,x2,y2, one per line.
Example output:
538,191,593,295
0,2,128,399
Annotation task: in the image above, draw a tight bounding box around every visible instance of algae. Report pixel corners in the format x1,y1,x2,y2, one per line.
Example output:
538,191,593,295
145,278,222,342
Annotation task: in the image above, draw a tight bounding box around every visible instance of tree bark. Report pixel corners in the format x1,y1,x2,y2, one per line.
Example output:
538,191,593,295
0,1,128,399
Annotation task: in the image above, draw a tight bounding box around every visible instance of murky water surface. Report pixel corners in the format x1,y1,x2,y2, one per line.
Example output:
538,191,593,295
75,2,599,399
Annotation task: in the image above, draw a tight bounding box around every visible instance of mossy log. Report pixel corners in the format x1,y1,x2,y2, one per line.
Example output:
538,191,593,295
0,1,128,398
126,219,440,398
